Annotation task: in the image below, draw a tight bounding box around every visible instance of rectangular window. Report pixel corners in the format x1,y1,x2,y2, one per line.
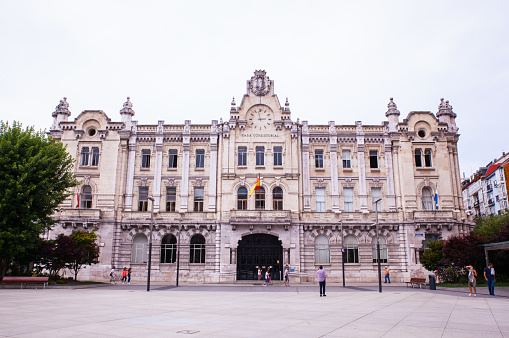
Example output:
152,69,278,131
166,187,176,212
169,149,178,168
81,147,89,166
342,150,351,168
424,148,432,167
141,149,151,168
194,187,204,212
369,150,378,168
138,187,149,211
316,188,326,212
91,147,99,166
344,188,353,212
315,149,324,168
273,147,283,166
196,149,205,168
256,147,264,166
415,148,422,167
372,188,381,211
238,147,247,166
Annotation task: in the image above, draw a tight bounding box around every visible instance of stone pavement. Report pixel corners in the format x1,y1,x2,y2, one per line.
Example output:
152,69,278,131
0,283,508,337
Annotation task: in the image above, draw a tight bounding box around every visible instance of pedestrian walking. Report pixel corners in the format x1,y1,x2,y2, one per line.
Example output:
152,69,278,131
109,266,116,284
284,266,290,286
258,267,262,281
121,267,128,284
484,263,495,296
466,265,477,296
384,266,391,283
264,268,270,286
127,267,131,284
317,265,327,297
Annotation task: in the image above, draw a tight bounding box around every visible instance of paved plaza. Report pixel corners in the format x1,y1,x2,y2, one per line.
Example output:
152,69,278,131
1,283,508,337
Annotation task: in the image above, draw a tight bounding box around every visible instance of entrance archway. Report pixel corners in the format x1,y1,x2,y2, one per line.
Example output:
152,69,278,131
237,234,283,280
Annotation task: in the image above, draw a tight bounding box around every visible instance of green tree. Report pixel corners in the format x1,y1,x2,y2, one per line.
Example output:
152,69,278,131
0,121,76,280
419,240,444,272
67,230,100,281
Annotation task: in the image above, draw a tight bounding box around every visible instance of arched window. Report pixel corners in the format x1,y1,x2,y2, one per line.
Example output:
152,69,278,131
190,234,206,263
314,235,330,263
255,187,265,210
160,234,177,263
81,185,92,209
131,234,148,263
273,187,283,210
372,236,388,263
344,235,359,263
237,187,248,210
422,187,433,210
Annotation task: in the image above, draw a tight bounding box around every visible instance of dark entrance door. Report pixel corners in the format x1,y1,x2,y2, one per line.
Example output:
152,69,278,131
237,234,283,280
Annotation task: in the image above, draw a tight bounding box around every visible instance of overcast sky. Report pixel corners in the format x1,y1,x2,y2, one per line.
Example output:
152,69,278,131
1,0,508,177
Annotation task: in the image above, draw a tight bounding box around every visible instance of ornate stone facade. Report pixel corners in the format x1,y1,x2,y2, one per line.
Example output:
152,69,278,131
48,71,470,283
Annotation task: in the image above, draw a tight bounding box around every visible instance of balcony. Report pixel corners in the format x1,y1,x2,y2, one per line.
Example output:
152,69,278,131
488,199,495,206
228,209,292,228
412,210,454,220
487,184,493,192
57,208,101,219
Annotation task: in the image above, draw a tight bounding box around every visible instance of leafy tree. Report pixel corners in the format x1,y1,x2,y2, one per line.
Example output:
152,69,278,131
419,240,444,272
472,212,509,240
0,121,76,280
67,230,100,281
442,234,485,271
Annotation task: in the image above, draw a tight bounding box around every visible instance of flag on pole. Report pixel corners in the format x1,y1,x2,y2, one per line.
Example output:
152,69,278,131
76,191,80,208
434,189,439,210
249,175,261,197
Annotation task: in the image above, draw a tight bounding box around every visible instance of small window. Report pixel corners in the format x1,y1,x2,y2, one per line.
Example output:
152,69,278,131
315,149,324,168
344,235,359,263
344,188,353,212
91,147,99,166
138,187,149,211
169,149,178,168
160,234,177,263
422,187,433,210
273,147,283,166
273,187,283,210
88,128,96,137
256,147,264,166
194,187,204,212
238,147,247,166
316,188,325,212
190,234,206,263
131,234,148,263
81,147,89,166
372,188,381,211
415,149,422,167
81,185,92,209
166,187,176,212
255,187,265,210
196,149,205,168
424,148,432,167
141,149,151,168
372,236,388,263
418,129,426,138
342,150,351,169
237,187,248,210
369,150,378,169
315,235,330,263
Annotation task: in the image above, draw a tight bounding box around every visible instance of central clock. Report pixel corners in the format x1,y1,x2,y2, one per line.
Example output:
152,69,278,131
247,105,274,130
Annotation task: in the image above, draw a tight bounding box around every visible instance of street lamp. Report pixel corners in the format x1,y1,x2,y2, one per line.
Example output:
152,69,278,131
146,197,155,292
374,197,382,293
340,220,345,287
176,217,182,287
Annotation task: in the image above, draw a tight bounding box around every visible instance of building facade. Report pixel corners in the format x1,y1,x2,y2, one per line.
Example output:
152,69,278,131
48,71,469,283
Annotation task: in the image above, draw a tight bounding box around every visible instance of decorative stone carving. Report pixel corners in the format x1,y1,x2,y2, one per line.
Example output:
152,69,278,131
140,178,148,187
120,97,135,116
83,175,91,185
385,97,400,117
52,97,71,117
195,178,203,187
250,70,271,96
168,178,175,186
317,178,324,188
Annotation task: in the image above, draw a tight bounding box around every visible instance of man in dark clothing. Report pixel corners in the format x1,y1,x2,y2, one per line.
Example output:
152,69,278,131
484,263,495,296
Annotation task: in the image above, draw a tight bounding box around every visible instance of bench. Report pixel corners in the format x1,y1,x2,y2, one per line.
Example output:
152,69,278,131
406,277,426,289
0,276,49,289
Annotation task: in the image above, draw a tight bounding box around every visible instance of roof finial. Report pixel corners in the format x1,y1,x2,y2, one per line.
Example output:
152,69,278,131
385,97,400,117
120,97,135,116
52,97,71,117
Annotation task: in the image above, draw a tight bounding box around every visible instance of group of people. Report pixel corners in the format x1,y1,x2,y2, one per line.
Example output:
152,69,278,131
466,263,496,297
258,266,291,286
109,266,132,284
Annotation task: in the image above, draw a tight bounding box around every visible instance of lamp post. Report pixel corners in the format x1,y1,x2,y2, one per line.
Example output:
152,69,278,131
340,220,345,287
176,217,182,287
374,197,382,293
146,197,155,292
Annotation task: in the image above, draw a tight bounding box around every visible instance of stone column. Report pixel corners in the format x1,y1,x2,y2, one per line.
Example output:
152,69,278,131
208,121,218,212
302,121,311,211
356,121,368,212
180,121,191,212
329,121,340,212
124,123,138,211
384,132,396,212
152,121,164,213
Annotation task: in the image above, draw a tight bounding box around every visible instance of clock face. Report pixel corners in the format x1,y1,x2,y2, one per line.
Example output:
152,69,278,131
247,105,274,130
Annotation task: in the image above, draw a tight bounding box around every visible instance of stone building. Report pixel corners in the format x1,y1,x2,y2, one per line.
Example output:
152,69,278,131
48,70,469,283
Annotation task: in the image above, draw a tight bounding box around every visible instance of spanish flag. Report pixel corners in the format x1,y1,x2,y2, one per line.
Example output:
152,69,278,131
249,175,261,197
